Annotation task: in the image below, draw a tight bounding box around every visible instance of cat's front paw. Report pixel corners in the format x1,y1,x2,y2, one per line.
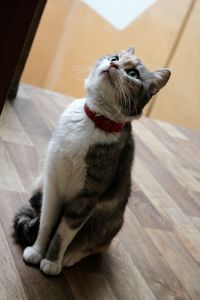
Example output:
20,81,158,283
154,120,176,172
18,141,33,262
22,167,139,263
40,259,62,276
23,246,43,265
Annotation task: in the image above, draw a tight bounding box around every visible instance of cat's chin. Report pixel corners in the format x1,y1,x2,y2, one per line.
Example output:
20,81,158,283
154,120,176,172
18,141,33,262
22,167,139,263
101,70,110,79
101,72,114,86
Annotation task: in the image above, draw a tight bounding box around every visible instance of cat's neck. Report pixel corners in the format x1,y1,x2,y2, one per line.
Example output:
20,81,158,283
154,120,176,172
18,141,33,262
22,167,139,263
84,102,124,133
85,96,131,124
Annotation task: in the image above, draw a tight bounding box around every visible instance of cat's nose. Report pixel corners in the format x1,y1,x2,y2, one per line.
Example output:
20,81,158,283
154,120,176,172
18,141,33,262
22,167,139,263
110,62,119,69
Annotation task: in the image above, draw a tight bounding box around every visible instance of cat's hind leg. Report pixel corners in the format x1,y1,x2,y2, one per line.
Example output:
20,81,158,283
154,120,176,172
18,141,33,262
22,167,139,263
40,217,80,275
40,194,97,275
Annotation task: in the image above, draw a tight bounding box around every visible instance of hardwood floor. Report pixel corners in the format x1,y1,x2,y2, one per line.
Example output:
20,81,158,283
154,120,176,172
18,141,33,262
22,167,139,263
0,84,200,299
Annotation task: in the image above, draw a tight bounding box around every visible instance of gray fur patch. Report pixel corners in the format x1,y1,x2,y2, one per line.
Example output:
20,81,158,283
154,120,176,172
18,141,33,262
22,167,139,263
65,123,134,252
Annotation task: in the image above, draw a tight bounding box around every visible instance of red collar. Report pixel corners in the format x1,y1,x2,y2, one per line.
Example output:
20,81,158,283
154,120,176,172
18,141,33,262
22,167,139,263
84,103,124,133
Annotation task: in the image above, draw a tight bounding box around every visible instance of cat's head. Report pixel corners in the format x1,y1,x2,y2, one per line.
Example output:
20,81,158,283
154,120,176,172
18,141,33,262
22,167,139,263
85,47,171,123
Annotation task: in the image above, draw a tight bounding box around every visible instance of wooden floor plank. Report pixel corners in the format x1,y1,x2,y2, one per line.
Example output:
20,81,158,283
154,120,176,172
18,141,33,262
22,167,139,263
129,185,172,231
134,157,200,263
0,143,25,193
164,208,200,263
66,271,116,300
119,208,191,300
4,142,39,193
100,238,157,300
140,118,200,176
146,229,200,300
134,136,200,217
154,119,189,141
0,222,27,300
189,216,200,232
133,121,200,192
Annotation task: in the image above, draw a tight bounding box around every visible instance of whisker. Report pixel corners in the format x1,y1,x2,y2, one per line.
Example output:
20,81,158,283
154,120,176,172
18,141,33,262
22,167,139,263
113,72,129,122
121,77,138,116
115,73,129,117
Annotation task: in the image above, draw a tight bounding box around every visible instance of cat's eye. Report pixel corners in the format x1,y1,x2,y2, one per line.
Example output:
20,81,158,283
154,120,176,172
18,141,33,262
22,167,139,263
110,55,119,62
126,69,139,79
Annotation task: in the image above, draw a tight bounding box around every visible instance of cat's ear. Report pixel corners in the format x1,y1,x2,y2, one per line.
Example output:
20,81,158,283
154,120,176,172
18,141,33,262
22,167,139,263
150,68,171,95
126,46,135,55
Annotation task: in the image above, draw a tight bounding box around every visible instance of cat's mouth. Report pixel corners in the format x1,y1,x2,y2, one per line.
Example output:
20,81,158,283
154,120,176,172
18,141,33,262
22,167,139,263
101,67,118,84
101,70,111,78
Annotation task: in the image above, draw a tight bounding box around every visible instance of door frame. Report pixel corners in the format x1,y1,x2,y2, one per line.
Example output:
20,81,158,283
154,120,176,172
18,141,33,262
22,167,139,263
0,0,47,114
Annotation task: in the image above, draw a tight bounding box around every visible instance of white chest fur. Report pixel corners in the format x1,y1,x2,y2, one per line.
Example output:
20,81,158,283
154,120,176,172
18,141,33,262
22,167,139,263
46,99,120,200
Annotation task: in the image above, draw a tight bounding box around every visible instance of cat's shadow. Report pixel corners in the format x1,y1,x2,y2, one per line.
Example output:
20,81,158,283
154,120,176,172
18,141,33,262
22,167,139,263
63,253,111,299
65,252,107,274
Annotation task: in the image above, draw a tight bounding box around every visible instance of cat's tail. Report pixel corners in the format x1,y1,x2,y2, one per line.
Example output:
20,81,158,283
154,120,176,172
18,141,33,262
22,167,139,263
13,192,42,247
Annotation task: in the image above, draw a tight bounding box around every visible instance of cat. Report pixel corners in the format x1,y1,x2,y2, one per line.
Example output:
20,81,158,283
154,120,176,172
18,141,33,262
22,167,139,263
13,47,171,276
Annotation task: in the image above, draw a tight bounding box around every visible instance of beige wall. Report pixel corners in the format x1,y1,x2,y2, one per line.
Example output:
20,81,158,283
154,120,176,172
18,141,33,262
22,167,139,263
22,0,200,130
150,0,200,130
